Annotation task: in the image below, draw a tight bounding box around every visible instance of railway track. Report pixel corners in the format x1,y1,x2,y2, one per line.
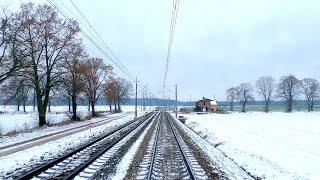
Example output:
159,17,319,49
13,112,157,180
136,111,208,179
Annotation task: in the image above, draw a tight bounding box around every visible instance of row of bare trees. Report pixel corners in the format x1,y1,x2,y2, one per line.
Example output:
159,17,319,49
0,3,132,126
226,75,320,112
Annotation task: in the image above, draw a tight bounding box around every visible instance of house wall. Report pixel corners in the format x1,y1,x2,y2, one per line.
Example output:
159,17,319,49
196,100,217,112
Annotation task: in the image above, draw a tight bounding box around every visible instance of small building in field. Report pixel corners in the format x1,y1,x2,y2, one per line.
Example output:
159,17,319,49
195,97,218,112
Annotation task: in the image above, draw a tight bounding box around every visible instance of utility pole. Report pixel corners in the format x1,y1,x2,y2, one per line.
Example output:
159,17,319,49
135,77,137,118
175,84,178,118
162,85,165,108
143,90,145,111
146,90,148,111
149,95,152,111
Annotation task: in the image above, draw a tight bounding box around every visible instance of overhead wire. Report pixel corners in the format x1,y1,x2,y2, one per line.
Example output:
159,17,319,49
68,0,135,81
45,0,149,96
164,85,176,96
163,0,180,98
57,0,134,82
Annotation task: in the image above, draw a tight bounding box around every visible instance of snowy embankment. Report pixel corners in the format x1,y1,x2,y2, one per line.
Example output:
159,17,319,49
0,112,141,177
0,105,138,136
0,112,133,149
183,112,319,179
0,105,145,150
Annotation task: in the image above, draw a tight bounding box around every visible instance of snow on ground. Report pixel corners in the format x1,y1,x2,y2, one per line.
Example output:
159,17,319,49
0,112,133,148
0,105,140,135
0,112,140,176
183,112,320,179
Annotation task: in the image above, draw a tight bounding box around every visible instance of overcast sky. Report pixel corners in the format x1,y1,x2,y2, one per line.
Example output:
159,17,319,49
2,0,320,101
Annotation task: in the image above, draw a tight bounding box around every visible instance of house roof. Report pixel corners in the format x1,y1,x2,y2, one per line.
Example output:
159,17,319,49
198,98,213,102
210,100,217,106
196,98,218,106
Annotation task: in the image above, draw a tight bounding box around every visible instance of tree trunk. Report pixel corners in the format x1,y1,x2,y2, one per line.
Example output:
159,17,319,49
71,95,78,120
39,108,46,126
109,101,112,112
287,99,293,112
48,97,51,113
38,103,48,126
114,103,117,112
265,100,269,113
88,100,90,111
241,101,246,112
23,95,26,112
118,99,121,112
35,88,46,126
311,101,314,111
38,90,50,126
230,102,234,111
68,96,71,112
91,101,96,116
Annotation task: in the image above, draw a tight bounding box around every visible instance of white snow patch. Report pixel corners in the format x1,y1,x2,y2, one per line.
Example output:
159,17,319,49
0,112,138,148
183,112,319,179
0,105,144,136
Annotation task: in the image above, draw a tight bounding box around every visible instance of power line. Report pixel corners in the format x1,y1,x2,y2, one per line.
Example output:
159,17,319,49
58,0,134,81
47,0,142,88
68,0,135,81
31,0,151,101
164,85,176,96
163,0,180,98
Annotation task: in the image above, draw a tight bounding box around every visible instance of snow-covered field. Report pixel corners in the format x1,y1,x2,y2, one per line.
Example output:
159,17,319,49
183,112,320,179
0,105,142,135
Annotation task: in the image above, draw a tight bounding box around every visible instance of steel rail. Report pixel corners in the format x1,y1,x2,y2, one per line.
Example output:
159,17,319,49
17,112,154,180
63,112,158,180
166,112,195,180
147,112,161,180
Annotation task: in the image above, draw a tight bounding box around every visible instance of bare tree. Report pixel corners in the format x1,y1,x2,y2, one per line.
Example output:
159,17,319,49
277,75,301,112
237,83,254,112
104,77,117,112
11,3,80,126
115,78,133,112
0,11,26,84
61,42,86,120
0,13,9,83
0,75,30,112
226,87,238,111
256,76,275,112
301,78,319,112
82,57,113,116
